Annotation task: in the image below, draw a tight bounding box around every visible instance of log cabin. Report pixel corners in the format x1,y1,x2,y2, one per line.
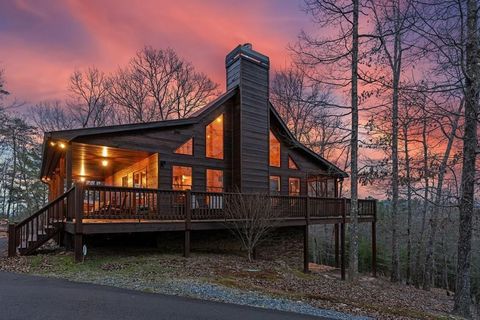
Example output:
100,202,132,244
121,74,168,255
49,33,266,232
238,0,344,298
8,44,376,276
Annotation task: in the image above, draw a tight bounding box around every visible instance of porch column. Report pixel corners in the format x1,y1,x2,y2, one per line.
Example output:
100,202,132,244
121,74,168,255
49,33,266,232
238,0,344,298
303,196,310,273
184,190,191,258
66,142,73,189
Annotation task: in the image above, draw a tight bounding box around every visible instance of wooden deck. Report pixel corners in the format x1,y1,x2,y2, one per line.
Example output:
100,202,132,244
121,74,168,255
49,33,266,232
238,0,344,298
8,184,377,277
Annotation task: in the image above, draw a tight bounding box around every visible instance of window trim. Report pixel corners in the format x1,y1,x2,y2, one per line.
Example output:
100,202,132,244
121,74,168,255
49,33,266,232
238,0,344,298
205,114,224,160
269,130,281,167
172,165,193,191
269,175,281,194
288,177,301,196
174,137,194,156
206,168,224,193
288,155,299,170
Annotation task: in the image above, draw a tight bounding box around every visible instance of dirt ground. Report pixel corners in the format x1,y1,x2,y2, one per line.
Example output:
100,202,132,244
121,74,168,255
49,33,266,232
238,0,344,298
0,246,457,320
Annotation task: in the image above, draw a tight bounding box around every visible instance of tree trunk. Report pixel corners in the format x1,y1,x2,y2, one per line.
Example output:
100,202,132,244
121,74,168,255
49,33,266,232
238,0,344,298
348,0,360,282
403,123,413,285
453,0,478,316
424,103,462,291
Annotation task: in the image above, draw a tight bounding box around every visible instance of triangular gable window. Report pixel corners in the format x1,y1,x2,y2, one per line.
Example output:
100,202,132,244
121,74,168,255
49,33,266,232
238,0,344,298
174,138,193,155
288,155,299,170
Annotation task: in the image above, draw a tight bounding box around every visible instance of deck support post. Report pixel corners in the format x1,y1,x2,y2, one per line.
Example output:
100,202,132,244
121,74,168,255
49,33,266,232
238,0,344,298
372,200,377,277
74,233,83,262
8,224,16,257
184,190,192,258
340,198,346,280
74,182,84,263
334,223,340,268
65,143,72,189
303,196,310,273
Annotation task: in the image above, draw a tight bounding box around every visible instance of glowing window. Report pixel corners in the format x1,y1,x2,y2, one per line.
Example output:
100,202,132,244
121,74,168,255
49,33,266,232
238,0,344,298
288,156,299,170
174,138,193,155
270,176,281,194
172,166,192,190
269,130,280,167
289,177,300,196
206,169,223,192
206,114,224,159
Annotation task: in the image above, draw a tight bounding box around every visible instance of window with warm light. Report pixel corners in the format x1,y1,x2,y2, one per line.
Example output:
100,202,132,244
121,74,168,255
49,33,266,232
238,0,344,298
270,176,281,194
174,138,193,155
206,169,223,192
269,130,280,167
206,114,224,159
289,177,301,196
172,166,192,190
288,156,299,170
133,169,147,188
121,176,128,187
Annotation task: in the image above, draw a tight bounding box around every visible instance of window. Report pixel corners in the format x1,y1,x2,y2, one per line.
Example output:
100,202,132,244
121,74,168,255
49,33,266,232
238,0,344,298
133,169,146,188
288,156,299,170
270,176,281,194
269,130,280,167
172,166,192,190
121,176,128,187
206,169,223,192
174,138,193,155
206,114,224,159
289,177,301,196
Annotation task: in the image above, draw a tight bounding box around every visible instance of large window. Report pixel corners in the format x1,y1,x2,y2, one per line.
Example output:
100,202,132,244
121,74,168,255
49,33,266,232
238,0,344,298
289,177,300,196
172,166,192,190
133,169,146,188
206,114,224,159
206,169,223,192
270,176,281,194
174,138,193,155
269,130,280,167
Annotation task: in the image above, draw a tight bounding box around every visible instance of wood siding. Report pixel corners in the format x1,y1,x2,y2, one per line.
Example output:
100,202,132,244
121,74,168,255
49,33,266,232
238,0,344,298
104,153,158,189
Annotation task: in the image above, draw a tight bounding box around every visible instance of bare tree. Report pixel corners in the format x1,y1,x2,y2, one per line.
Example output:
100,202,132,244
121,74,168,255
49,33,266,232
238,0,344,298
454,0,479,315
271,67,348,159
224,192,281,262
123,47,218,122
29,101,75,133
68,67,111,128
293,0,366,281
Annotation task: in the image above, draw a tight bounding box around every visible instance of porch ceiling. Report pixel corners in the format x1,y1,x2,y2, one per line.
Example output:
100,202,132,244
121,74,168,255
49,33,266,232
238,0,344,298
71,143,152,181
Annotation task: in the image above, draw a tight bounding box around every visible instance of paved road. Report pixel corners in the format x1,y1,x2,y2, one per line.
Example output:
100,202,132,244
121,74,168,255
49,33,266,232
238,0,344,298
0,272,329,320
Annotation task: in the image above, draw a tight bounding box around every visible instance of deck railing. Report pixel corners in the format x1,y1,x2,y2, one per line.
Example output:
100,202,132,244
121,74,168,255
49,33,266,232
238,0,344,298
74,185,376,222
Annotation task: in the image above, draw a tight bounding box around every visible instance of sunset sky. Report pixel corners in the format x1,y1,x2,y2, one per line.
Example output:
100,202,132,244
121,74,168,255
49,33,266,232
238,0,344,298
1,0,309,103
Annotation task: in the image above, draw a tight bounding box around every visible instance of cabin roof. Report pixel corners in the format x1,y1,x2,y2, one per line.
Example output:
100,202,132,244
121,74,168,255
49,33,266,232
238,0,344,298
41,85,347,179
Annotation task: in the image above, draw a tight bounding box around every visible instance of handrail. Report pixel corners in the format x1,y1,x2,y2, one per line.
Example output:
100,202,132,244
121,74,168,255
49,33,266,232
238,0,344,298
16,186,75,228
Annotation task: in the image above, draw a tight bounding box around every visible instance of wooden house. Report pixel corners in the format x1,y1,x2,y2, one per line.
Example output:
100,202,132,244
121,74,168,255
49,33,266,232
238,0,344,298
8,44,376,276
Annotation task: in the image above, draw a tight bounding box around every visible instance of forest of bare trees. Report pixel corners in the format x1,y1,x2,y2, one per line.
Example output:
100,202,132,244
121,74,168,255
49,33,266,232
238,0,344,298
0,0,479,317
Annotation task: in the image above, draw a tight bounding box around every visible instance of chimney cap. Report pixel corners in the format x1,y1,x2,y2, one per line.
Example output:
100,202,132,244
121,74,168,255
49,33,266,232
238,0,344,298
225,43,269,69
243,43,253,50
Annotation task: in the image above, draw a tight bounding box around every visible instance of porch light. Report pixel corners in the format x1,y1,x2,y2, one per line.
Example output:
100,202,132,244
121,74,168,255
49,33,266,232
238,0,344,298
49,141,56,147
79,177,86,182
59,142,66,149
101,160,108,167
102,146,108,157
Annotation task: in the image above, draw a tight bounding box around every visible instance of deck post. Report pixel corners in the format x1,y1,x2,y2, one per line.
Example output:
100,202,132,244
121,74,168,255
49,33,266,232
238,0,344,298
74,182,84,263
372,200,377,277
340,198,346,280
303,196,310,273
184,190,191,258
7,223,16,257
65,142,72,189
334,223,340,268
